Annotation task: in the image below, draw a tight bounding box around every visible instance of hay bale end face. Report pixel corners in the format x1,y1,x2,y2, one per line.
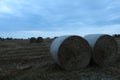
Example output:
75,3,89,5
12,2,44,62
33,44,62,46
50,35,91,71
84,34,118,67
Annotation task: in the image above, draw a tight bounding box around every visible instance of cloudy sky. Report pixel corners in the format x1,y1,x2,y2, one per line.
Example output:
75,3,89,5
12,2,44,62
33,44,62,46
0,0,120,38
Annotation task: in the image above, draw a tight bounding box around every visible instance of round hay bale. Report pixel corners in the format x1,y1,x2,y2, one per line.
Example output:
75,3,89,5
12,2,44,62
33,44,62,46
36,37,43,43
50,35,91,71
84,34,118,67
29,37,36,43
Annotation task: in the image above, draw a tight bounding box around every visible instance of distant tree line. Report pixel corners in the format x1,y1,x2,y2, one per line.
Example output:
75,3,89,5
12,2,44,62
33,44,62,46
0,37,26,41
0,37,4,41
0,37,13,41
113,34,120,38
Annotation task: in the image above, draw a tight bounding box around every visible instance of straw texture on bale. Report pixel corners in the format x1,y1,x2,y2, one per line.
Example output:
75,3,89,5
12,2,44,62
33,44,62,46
50,35,91,71
84,34,118,67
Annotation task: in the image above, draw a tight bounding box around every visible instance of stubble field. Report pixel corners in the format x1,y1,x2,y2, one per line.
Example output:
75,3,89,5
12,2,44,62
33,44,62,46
0,38,120,80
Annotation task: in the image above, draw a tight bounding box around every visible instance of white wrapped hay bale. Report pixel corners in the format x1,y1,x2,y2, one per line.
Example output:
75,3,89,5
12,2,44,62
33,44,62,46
84,34,118,67
50,35,91,70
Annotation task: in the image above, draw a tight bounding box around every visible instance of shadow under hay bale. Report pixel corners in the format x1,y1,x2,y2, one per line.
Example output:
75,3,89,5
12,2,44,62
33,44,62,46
84,34,118,67
50,35,91,71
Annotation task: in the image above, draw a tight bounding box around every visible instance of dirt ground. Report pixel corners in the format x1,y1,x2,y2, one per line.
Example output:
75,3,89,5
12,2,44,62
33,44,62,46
0,38,120,80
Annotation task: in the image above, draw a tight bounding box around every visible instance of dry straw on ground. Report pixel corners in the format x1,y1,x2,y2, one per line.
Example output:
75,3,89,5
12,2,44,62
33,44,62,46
50,35,91,71
84,34,118,67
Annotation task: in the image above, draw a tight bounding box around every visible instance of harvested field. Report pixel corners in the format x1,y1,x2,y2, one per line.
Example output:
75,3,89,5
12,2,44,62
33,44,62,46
0,37,120,80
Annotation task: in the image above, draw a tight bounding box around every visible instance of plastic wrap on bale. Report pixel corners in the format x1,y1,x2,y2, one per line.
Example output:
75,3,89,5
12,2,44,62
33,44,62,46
50,35,91,71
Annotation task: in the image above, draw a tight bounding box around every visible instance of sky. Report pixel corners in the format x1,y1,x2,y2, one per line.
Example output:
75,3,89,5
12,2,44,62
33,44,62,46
0,0,120,38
